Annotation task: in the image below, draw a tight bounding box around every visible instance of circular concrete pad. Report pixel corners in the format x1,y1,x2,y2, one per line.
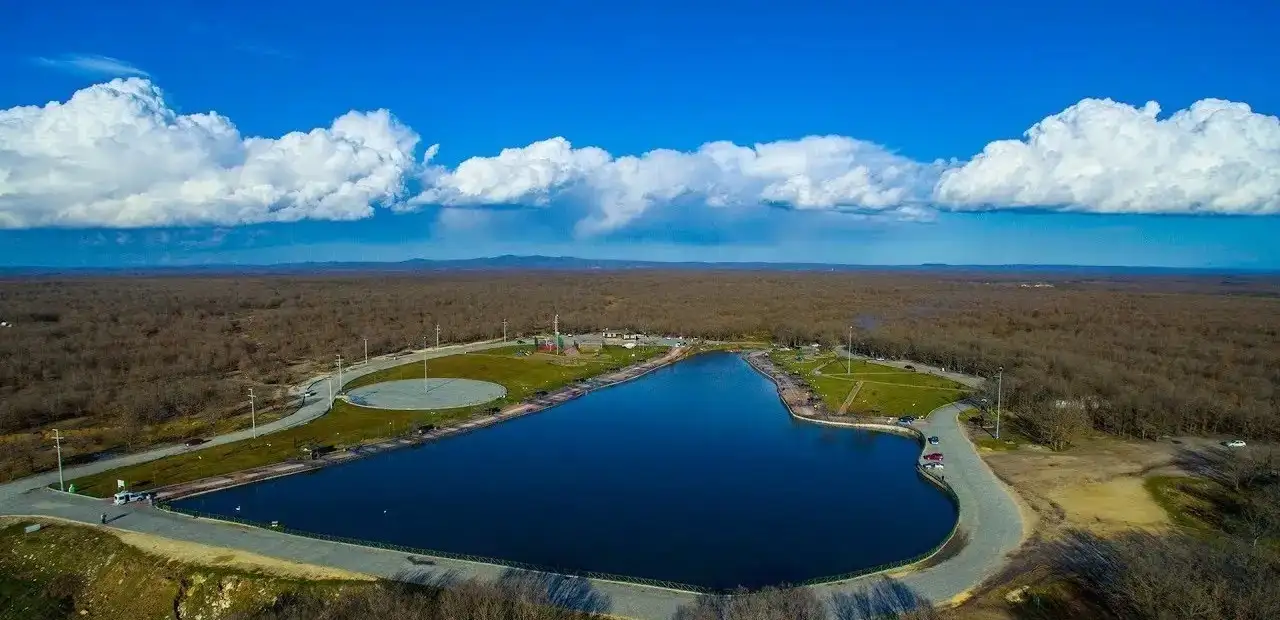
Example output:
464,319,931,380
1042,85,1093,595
346,378,506,410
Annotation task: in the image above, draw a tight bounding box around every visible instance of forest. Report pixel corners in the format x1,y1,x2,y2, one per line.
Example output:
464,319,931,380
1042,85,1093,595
1,270,1278,480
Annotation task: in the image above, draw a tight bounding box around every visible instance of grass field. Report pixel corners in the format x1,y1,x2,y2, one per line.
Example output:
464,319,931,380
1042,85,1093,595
768,350,970,417
0,519,363,620
71,346,666,497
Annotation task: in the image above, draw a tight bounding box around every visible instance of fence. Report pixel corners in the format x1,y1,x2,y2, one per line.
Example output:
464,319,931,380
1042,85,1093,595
159,490,959,597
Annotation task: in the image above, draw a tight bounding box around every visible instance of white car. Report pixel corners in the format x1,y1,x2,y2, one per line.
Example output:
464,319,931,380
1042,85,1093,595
922,462,944,470
1224,439,1247,448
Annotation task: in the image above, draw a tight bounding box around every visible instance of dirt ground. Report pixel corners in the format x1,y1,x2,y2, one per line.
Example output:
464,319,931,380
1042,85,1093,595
2,516,373,582
948,426,1193,619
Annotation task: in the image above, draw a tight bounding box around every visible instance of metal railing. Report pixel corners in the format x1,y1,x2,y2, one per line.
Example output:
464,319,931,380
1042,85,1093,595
154,502,709,593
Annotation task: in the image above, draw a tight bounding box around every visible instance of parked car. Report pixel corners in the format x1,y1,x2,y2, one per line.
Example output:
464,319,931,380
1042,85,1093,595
922,462,944,470
303,390,317,397
1224,439,1247,448
904,364,916,371
923,453,944,461
184,438,206,447
928,436,940,445
897,416,916,424
415,424,437,435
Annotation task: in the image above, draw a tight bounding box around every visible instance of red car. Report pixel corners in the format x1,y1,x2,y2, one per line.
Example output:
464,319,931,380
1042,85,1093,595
923,452,944,461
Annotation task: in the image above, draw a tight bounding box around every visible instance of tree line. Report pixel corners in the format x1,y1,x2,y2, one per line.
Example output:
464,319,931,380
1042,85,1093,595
1,271,1277,479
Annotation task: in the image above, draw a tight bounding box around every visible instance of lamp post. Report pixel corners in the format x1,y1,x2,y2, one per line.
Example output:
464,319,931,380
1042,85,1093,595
248,388,257,438
503,319,507,343
995,366,1004,440
846,326,852,375
364,337,369,365
52,429,65,492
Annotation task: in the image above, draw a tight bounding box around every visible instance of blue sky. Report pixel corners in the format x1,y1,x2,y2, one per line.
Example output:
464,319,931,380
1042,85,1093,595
2,0,1279,267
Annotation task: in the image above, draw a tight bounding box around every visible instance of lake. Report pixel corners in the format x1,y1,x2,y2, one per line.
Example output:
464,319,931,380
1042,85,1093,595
172,352,958,590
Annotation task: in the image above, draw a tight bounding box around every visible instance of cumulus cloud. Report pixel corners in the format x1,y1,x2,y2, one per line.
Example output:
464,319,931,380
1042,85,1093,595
935,98,1280,214
416,135,944,234
34,54,150,77
4,78,1279,235
0,78,420,228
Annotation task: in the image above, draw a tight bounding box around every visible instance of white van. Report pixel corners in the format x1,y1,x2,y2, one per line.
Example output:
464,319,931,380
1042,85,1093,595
113,491,151,505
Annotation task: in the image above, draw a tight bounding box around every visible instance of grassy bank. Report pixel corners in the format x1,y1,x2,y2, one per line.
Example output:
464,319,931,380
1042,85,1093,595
0,519,603,620
768,351,969,417
0,519,364,620
71,346,665,497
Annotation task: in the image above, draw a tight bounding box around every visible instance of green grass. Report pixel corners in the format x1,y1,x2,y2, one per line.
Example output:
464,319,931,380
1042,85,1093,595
768,351,970,417
976,437,1021,451
72,346,667,497
1144,475,1220,532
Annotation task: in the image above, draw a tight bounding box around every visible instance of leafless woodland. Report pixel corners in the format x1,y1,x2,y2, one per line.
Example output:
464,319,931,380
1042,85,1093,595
1,271,1278,480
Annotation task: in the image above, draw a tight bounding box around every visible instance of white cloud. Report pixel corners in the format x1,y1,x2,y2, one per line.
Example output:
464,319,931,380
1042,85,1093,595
415,135,943,234
5,79,1279,235
34,54,151,78
0,78,420,228
935,98,1280,214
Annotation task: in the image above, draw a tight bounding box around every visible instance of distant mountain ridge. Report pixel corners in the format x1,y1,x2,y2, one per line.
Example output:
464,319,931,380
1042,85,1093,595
0,255,1274,276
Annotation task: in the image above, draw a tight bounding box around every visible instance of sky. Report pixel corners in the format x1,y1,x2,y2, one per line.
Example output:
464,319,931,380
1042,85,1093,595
2,0,1279,268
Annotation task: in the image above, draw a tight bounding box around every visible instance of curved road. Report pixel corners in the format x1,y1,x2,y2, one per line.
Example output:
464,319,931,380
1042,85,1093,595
0,348,1025,619
0,338,511,501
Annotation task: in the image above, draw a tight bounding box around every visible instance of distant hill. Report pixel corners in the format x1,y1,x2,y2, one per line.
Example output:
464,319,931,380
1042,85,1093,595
0,255,1274,277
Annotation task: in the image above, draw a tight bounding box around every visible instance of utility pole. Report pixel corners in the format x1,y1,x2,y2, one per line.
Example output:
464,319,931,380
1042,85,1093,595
995,366,1004,440
502,319,507,343
364,337,368,365
553,314,559,337
435,324,441,350
52,429,65,492
336,355,344,393
846,326,852,375
423,336,429,388
248,388,257,438
327,377,333,403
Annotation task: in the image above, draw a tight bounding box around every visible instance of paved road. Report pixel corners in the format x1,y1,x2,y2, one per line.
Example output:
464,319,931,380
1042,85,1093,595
0,338,511,501
0,348,1025,619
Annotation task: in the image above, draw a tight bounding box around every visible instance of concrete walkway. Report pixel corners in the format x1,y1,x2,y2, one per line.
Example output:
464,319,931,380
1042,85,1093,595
0,348,1025,619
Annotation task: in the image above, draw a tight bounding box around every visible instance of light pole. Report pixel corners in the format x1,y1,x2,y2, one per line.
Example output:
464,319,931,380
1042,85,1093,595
995,366,1004,440
364,337,369,365
502,319,507,343
248,388,257,438
846,326,852,375
327,377,333,403
52,429,65,492
423,336,428,389
435,324,441,350
336,355,344,391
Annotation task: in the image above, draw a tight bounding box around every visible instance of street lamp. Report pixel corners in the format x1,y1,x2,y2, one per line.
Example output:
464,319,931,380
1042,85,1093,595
364,337,369,365
846,326,852,375
248,388,257,438
995,366,1004,440
52,429,65,491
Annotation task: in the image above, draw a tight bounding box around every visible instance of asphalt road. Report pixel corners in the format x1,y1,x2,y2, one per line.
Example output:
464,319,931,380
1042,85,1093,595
0,346,1025,619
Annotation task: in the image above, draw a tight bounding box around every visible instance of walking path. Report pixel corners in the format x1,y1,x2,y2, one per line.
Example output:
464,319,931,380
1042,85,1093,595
0,347,1025,620
836,381,864,415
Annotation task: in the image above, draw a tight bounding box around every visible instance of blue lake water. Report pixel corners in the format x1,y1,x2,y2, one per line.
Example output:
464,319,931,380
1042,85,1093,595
173,352,957,590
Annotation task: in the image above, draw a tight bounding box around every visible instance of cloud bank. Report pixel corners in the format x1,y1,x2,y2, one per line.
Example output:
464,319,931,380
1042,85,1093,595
2,79,1278,232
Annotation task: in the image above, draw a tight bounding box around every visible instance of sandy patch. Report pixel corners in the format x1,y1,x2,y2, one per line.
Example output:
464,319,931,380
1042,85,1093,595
5,516,372,581
1045,477,1168,531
